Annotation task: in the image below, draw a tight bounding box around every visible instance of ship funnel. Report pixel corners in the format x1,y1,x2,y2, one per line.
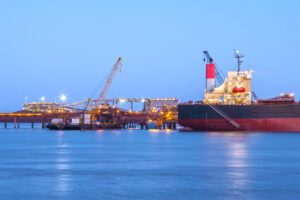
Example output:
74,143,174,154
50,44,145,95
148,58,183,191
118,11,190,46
206,63,216,92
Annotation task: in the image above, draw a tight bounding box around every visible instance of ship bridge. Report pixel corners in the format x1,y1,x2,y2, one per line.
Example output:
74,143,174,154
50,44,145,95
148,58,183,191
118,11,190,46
203,50,252,105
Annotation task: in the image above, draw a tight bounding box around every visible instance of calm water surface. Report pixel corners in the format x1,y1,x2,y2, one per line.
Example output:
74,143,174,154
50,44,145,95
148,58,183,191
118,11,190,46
0,129,300,200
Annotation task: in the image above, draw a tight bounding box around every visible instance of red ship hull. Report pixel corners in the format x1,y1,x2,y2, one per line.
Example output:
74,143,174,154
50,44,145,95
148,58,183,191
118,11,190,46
178,104,300,132
179,118,300,132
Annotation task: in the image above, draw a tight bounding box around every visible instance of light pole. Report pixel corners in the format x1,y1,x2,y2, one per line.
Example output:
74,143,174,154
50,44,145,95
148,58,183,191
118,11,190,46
60,94,67,125
60,94,66,111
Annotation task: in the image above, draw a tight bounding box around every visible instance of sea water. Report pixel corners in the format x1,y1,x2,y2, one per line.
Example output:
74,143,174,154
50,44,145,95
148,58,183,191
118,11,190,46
0,129,300,200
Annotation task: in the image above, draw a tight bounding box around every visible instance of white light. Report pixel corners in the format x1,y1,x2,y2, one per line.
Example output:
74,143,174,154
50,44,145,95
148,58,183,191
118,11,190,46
41,96,45,102
60,94,67,102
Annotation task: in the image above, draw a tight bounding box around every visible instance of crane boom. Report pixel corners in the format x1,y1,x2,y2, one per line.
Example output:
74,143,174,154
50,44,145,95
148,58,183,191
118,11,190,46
203,50,214,64
98,57,122,99
202,51,224,85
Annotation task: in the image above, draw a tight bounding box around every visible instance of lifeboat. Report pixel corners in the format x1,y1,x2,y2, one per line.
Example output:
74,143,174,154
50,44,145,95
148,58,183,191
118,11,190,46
233,87,245,93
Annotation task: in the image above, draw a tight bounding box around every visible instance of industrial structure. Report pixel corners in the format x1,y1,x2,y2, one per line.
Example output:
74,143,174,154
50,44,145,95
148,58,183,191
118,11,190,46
0,57,179,130
23,102,78,113
46,98,178,130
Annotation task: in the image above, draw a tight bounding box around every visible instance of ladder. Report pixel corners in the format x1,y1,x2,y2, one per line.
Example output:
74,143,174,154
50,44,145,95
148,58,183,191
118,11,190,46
208,105,240,128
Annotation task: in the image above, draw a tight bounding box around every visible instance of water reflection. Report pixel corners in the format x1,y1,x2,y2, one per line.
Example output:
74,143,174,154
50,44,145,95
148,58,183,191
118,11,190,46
148,129,160,133
55,133,71,193
112,130,121,134
96,129,104,134
224,134,250,196
206,132,250,194
57,130,64,136
228,142,247,167
148,129,174,134
55,157,70,192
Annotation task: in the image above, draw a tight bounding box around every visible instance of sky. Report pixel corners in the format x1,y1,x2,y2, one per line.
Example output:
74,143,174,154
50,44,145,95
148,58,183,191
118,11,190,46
0,0,300,111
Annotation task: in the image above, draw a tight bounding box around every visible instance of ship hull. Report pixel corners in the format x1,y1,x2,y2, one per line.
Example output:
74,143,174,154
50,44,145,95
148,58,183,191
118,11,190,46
178,104,300,132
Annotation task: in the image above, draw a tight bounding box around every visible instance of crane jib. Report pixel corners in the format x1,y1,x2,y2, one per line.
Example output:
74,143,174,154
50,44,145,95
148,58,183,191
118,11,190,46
98,57,122,99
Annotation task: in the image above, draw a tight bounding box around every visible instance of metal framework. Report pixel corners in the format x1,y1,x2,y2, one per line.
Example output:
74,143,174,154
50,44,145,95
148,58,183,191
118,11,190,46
57,98,178,112
98,57,122,99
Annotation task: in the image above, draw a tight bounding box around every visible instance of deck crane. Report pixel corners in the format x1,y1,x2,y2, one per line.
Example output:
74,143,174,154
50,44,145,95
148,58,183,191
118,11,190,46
203,51,224,85
98,57,122,99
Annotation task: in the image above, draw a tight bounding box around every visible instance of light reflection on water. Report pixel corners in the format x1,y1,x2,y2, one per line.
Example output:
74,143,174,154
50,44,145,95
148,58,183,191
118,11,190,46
227,141,249,195
228,142,248,167
55,156,70,192
56,131,71,193
205,132,252,196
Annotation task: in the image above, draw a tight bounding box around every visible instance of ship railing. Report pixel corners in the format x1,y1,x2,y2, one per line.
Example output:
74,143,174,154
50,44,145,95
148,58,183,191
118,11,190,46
208,104,240,128
179,101,204,105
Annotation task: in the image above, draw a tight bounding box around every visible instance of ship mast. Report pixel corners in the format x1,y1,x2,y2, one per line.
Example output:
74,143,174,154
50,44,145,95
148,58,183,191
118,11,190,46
234,49,244,72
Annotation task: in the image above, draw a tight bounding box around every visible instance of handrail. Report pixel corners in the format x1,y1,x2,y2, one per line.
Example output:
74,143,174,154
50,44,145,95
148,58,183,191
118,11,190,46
208,104,240,128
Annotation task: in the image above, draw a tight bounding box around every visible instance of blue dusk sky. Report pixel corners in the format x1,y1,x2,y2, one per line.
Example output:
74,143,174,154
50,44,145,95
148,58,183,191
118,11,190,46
0,0,299,111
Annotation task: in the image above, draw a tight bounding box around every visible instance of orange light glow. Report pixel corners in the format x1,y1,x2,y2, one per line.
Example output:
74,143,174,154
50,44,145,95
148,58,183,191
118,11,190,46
149,129,160,132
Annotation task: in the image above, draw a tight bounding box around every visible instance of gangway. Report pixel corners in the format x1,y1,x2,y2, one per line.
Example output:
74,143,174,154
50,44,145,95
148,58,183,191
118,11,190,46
208,104,240,128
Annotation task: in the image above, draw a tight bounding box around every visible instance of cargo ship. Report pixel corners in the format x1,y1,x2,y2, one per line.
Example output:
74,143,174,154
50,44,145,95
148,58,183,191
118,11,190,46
178,50,300,132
